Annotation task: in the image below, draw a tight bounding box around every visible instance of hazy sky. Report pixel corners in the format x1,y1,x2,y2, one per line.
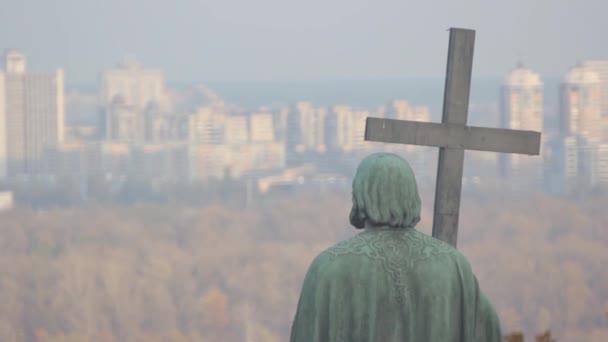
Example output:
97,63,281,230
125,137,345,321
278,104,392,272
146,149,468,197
0,0,606,83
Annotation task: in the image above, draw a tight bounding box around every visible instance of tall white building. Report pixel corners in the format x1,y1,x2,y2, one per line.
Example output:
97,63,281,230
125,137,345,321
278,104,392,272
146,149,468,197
188,106,225,144
98,58,164,143
331,105,370,153
499,64,544,193
560,63,602,140
378,100,433,185
383,100,431,123
287,102,328,154
582,60,608,119
0,49,65,177
145,111,187,143
224,115,249,144
249,111,274,143
556,135,602,193
556,63,605,192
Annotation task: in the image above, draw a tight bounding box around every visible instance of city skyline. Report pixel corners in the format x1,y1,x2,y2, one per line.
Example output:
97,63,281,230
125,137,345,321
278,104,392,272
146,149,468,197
0,50,596,116
2,50,608,196
2,53,601,88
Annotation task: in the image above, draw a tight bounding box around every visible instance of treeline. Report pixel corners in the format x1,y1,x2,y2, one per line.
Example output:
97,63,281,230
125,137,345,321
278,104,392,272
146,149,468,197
1,177,252,208
0,190,606,341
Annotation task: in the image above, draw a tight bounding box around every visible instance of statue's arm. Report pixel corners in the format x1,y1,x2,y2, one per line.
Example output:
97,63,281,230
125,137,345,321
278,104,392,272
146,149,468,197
475,280,502,342
289,253,331,342
453,252,502,342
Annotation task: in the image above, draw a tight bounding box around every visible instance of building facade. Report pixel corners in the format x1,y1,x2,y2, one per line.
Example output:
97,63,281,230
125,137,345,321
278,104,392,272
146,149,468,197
499,64,544,193
0,49,65,178
98,58,164,143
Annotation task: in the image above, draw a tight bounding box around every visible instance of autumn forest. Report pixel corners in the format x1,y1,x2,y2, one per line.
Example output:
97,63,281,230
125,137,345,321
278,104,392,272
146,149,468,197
0,183,607,341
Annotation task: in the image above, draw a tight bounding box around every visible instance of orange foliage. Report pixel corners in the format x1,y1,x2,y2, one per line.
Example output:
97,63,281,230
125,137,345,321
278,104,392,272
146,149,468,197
0,191,606,340
200,287,230,329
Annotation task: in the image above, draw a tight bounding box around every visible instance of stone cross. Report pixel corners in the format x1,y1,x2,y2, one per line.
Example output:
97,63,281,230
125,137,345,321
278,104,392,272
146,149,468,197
364,28,542,247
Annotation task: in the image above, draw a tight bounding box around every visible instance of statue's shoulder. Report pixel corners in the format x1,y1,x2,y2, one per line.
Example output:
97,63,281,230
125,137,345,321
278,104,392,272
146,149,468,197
303,233,373,276
320,229,470,269
414,230,472,266
324,231,372,256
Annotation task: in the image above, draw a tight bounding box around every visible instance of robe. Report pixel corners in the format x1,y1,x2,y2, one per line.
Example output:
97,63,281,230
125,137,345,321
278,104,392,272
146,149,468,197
289,228,502,342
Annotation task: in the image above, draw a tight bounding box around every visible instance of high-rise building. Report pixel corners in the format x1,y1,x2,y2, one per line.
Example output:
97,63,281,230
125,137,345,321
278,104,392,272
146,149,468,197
555,63,605,193
224,115,249,144
560,135,601,193
560,63,602,140
145,110,188,143
285,101,327,154
249,111,274,143
378,100,433,185
383,100,431,122
582,60,608,119
0,49,65,178
331,105,370,153
499,63,544,193
188,106,225,144
582,60,608,143
98,58,164,143
500,64,543,132
381,100,431,153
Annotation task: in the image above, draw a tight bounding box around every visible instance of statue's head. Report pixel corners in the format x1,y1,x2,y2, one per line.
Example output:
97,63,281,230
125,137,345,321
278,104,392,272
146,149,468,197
349,153,421,229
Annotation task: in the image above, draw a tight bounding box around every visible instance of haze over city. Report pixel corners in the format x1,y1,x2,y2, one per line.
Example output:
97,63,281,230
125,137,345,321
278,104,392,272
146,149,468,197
0,1,607,341
1,0,607,83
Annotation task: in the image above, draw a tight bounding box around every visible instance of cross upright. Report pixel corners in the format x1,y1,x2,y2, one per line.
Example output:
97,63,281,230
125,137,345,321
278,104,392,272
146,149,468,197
364,28,542,248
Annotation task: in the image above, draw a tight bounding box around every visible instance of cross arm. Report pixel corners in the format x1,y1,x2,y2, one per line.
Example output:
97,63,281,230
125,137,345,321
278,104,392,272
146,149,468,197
364,117,541,155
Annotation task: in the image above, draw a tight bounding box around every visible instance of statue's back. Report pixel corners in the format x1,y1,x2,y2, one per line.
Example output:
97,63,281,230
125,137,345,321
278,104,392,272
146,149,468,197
290,228,502,342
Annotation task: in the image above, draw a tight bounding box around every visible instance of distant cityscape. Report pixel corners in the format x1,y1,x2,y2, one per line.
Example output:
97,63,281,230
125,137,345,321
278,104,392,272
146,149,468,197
0,49,607,200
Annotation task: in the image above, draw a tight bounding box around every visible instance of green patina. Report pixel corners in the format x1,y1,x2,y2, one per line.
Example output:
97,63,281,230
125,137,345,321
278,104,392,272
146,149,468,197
290,153,502,342
350,153,421,229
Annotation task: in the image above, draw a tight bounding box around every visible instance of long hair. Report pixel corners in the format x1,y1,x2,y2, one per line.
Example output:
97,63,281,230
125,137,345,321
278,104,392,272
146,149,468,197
349,153,421,229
